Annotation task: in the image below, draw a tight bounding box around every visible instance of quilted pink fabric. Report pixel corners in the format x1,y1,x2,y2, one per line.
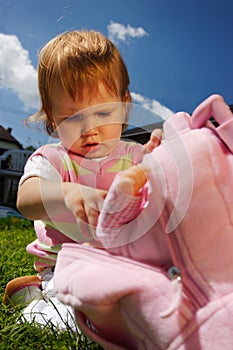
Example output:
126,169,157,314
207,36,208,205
54,95,233,349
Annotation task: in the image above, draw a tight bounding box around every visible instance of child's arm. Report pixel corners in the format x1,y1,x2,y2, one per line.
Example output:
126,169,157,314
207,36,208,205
17,177,106,233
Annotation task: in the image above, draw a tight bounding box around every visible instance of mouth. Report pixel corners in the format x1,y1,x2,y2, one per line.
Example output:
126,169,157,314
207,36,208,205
82,142,99,148
81,142,101,153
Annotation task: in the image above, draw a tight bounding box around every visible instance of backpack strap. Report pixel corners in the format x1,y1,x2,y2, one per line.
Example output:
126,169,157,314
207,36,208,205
191,94,233,153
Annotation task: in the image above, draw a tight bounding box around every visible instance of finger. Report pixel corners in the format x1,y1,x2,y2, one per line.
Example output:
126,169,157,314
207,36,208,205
76,216,91,238
151,128,163,142
75,207,88,222
117,165,150,196
74,206,92,237
86,207,99,228
117,177,134,196
95,189,107,212
142,128,163,154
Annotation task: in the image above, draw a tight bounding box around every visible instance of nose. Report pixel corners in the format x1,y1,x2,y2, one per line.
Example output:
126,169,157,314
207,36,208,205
82,127,97,137
81,115,98,136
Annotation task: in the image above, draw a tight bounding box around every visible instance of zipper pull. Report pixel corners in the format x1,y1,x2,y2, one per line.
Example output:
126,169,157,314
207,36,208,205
168,266,182,282
159,266,182,318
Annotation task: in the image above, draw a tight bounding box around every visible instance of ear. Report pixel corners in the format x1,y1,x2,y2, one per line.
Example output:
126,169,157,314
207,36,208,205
44,106,57,135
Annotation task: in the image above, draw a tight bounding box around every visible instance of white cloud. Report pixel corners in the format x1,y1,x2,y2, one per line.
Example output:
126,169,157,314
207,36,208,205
107,21,148,44
131,92,174,120
0,32,172,127
0,33,39,110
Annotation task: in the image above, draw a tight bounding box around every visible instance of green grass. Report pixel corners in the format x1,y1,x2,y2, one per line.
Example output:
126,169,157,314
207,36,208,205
0,218,102,349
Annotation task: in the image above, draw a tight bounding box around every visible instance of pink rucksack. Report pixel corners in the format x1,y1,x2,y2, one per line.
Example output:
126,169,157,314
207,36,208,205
54,95,233,349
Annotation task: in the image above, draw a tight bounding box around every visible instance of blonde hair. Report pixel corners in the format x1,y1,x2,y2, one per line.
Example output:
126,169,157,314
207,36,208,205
27,30,131,135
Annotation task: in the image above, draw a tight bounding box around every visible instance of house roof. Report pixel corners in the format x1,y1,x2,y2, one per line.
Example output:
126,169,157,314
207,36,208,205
0,125,22,147
121,121,164,144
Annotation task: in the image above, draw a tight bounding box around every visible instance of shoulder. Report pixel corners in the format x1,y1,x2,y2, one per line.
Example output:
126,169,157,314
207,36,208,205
29,143,69,174
30,142,69,165
31,142,65,158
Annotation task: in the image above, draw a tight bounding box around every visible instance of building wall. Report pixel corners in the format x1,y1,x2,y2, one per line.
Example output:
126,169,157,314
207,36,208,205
0,141,21,155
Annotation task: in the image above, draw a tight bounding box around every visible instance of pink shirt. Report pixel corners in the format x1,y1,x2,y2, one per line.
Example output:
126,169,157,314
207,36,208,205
22,140,143,271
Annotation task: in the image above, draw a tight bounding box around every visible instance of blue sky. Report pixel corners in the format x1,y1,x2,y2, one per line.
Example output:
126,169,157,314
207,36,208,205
0,0,232,148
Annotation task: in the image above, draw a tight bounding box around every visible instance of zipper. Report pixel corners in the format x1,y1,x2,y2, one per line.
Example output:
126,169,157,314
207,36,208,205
169,235,209,310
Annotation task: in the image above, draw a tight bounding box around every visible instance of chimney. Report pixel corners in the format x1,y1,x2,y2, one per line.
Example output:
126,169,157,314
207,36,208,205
7,127,12,134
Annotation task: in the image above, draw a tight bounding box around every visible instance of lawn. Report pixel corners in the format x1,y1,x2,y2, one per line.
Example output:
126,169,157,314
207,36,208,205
0,218,102,349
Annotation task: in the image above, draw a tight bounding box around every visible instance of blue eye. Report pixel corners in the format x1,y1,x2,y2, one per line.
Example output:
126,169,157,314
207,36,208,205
96,112,111,118
67,114,83,122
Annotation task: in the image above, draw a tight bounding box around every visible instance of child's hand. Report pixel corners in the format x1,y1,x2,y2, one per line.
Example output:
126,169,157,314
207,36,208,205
63,182,107,237
142,128,163,154
117,164,150,197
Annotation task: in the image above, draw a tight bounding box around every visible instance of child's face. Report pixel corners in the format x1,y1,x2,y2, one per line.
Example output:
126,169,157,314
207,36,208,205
50,83,126,158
